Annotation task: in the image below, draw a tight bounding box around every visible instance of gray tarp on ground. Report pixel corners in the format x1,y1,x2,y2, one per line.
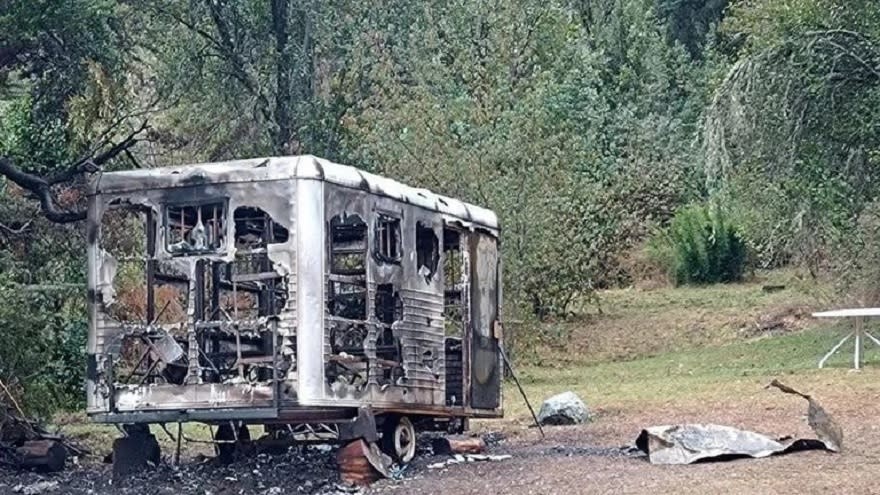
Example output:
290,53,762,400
635,424,831,465
635,381,842,465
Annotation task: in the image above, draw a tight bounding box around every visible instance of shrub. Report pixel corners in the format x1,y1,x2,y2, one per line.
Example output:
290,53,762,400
0,272,87,417
649,203,748,285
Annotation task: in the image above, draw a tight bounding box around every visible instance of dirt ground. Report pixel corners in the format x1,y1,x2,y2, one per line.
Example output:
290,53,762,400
3,375,878,495
370,378,880,495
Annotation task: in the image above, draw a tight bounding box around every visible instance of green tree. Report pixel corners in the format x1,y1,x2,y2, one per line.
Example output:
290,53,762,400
127,0,421,162
703,0,880,274
344,0,706,315
0,0,146,413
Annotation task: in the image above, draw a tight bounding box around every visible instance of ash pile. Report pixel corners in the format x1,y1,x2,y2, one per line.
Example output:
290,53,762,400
2,443,362,495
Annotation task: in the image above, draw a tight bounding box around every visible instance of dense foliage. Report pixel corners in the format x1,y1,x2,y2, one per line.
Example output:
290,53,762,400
2,0,880,413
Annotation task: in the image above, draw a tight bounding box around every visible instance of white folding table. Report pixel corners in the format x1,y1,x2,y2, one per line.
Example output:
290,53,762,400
813,308,880,369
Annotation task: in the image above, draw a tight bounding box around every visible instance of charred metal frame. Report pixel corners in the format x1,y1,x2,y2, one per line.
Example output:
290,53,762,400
85,155,502,428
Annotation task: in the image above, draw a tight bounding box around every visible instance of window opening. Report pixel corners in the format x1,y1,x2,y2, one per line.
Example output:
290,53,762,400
375,284,402,325
224,206,289,319
442,227,465,405
443,228,465,336
325,212,371,389
234,206,289,249
329,322,369,355
166,201,226,255
101,204,190,386
374,214,401,263
102,205,188,326
330,214,367,275
102,205,148,323
328,213,367,321
328,281,367,320
416,221,439,282
374,284,404,387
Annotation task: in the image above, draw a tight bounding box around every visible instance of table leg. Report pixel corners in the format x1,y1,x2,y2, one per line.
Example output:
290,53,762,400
819,331,854,369
855,329,862,370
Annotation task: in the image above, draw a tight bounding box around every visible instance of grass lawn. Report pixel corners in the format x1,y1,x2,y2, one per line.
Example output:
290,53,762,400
506,328,880,419
501,270,880,424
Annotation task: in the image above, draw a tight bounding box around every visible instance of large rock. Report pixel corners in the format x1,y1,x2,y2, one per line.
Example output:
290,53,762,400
537,391,590,425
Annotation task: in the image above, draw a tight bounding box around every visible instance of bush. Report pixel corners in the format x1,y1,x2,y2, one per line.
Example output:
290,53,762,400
0,273,87,417
649,203,748,285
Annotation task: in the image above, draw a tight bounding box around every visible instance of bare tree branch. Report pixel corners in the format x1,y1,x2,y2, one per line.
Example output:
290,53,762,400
0,220,31,236
0,121,148,223
0,157,86,223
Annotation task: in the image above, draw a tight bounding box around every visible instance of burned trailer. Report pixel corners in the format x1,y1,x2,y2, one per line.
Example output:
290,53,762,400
85,155,503,463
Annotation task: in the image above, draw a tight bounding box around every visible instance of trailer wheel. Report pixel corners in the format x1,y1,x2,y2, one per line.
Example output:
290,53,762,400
381,415,416,463
215,422,251,464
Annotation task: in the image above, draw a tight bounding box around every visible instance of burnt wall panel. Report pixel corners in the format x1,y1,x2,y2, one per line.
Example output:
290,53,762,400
322,183,447,408
469,234,501,410
88,179,297,415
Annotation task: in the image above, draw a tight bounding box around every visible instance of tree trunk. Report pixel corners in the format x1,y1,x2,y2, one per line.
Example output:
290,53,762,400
271,0,293,154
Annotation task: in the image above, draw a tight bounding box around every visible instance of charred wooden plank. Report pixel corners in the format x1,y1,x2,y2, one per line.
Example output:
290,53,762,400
431,435,486,455
15,440,67,472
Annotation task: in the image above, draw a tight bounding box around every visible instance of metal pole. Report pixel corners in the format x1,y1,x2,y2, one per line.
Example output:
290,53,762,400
175,422,183,465
499,347,544,438
854,318,862,370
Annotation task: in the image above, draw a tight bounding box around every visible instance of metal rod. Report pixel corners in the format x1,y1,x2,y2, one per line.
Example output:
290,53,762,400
819,331,854,368
864,331,880,347
120,345,151,384
146,209,156,322
137,359,161,385
158,423,176,443
235,324,244,378
233,280,238,320
150,299,173,326
197,347,222,375
175,422,183,465
212,205,218,248
208,425,218,457
499,346,544,438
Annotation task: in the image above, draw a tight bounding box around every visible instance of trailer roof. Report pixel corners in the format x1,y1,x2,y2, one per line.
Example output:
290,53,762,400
91,155,499,231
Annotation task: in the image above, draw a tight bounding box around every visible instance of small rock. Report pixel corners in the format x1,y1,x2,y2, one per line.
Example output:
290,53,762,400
537,391,590,425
